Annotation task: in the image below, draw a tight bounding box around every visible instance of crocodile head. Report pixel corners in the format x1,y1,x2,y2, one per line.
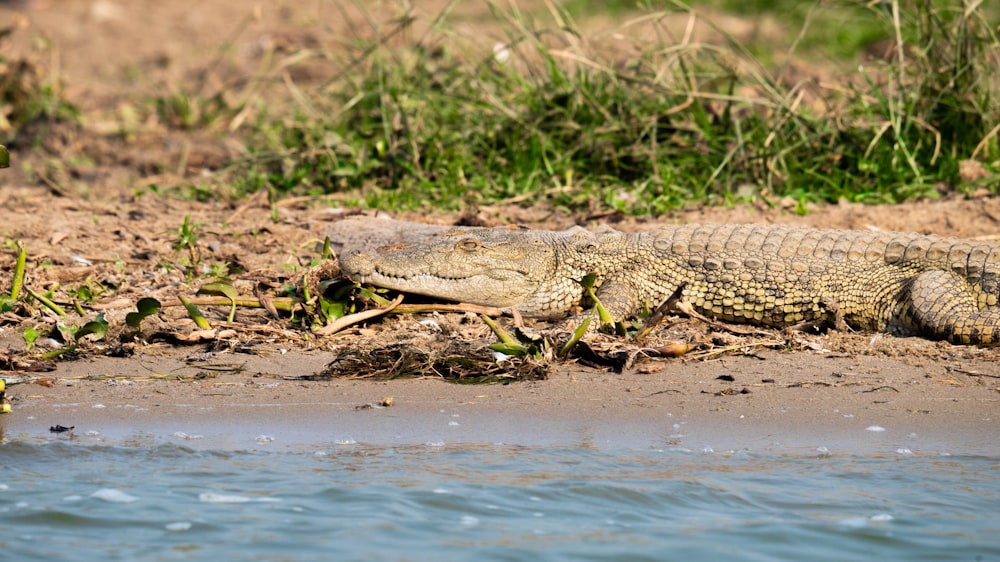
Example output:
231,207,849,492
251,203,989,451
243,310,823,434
339,226,571,315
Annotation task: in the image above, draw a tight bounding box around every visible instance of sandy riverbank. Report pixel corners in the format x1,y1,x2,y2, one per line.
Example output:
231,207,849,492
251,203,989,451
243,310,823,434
2,346,996,455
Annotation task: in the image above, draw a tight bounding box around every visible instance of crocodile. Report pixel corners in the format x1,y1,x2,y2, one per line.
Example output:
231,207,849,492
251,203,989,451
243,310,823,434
339,223,1000,345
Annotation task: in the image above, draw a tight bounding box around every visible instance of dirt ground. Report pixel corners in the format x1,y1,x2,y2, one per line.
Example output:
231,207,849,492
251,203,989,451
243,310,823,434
0,0,997,450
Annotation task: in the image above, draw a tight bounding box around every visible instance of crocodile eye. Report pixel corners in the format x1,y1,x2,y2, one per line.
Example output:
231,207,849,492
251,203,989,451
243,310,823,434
457,239,481,251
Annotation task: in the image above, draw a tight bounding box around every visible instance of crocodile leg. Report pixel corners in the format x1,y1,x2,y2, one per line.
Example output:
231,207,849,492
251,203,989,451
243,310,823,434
908,270,1000,345
591,279,643,323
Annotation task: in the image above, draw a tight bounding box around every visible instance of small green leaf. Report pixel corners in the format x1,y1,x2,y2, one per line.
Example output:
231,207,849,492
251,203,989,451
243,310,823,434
125,297,162,329
23,326,41,350
41,346,75,360
317,279,340,295
56,323,78,341
0,145,9,168
198,282,238,323
73,285,93,302
319,298,346,322
76,313,109,341
197,282,238,300
321,279,362,305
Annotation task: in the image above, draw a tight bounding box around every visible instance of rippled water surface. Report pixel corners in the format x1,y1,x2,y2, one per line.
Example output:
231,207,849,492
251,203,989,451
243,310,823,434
1,439,998,561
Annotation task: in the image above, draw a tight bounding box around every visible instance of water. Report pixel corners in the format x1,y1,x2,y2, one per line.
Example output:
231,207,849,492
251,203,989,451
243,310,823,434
1,438,997,561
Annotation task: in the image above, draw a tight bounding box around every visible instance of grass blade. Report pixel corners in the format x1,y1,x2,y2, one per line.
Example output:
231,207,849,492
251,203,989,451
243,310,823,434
179,295,211,329
558,316,591,358
479,314,518,346
10,243,26,300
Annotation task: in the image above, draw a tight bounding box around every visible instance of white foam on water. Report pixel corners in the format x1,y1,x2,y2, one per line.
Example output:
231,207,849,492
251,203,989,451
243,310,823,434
839,513,895,528
255,435,275,444
460,515,480,528
165,522,192,532
198,493,252,503
839,516,869,528
196,493,283,504
865,425,886,432
173,432,204,440
91,488,138,503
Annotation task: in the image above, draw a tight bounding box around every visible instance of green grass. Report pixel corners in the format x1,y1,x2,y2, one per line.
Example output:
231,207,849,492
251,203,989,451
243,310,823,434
0,37,79,146
227,0,998,215
7,1,994,215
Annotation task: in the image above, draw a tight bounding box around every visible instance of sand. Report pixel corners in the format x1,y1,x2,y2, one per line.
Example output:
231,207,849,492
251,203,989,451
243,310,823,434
3,344,997,455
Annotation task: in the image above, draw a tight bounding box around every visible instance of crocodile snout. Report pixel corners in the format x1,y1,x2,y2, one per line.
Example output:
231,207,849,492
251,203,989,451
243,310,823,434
339,249,376,278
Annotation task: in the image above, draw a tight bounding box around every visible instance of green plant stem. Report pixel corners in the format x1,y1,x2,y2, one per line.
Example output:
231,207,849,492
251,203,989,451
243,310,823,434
10,244,26,300
160,296,301,312
179,295,212,329
26,288,66,316
479,314,518,346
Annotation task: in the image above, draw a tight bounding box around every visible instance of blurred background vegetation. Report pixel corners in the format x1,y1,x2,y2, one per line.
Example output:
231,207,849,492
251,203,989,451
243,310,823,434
3,0,998,216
